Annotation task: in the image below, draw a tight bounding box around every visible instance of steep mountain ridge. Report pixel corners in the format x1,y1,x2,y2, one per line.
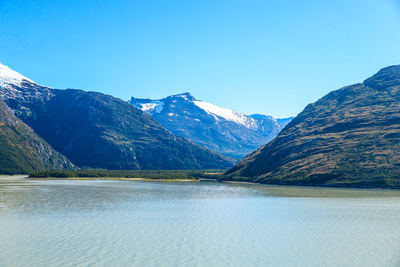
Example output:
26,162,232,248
0,98,75,174
225,65,400,188
131,93,291,158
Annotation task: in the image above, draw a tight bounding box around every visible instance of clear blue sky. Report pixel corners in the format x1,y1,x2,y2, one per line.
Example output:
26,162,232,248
1,0,400,118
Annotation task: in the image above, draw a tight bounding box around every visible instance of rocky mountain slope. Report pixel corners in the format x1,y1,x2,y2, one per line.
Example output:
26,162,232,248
131,93,291,158
225,65,400,188
0,98,74,174
0,63,234,170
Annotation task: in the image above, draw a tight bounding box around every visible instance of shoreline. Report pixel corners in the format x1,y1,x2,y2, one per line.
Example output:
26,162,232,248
26,176,400,190
221,180,400,190
29,177,201,182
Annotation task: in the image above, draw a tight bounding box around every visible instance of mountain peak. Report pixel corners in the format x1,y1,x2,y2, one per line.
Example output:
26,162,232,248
0,62,34,88
168,92,196,101
130,92,291,158
363,64,400,89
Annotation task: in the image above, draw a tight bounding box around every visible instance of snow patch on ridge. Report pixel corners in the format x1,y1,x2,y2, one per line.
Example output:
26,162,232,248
0,62,54,103
139,100,164,113
0,62,34,88
194,100,256,128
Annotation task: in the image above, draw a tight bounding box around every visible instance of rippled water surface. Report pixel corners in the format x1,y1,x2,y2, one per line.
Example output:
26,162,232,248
1,176,400,267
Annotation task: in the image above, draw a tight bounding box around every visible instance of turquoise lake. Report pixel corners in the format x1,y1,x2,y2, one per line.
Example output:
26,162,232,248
0,176,400,267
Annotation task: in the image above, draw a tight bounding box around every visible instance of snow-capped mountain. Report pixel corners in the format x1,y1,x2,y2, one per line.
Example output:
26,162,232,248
0,62,54,119
0,62,34,88
131,93,292,158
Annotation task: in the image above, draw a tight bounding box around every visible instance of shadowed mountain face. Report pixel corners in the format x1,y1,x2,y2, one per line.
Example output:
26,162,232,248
0,98,75,174
225,65,400,188
131,93,291,159
0,63,235,170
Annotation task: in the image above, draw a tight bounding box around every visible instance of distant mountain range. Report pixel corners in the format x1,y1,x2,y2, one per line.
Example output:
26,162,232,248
0,63,234,173
225,65,400,188
131,93,291,158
